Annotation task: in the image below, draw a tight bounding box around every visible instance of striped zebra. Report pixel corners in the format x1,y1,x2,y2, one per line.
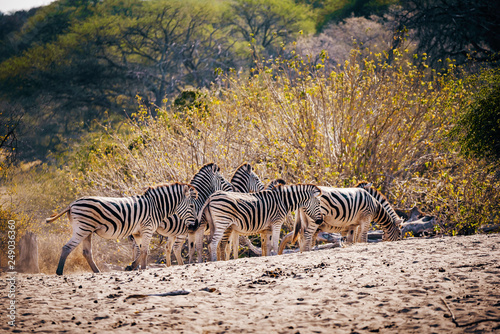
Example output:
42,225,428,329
132,163,233,267
218,178,287,261
354,181,404,241
285,186,402,253
46,183,198,275
200,183,323,261
189,163,265,263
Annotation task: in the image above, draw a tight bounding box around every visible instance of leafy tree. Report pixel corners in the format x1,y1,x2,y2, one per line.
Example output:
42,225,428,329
394,0,500,67
0,0,234,159
227,0,315,59
451,69,500,167
0,9,38,62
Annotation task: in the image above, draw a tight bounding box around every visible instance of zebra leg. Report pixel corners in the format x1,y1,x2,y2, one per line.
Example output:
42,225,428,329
218,228,231,261
82,233,100,273
126,231,151,271
357,220,370,243
231,231,239,260
187,231,197,264
260,232,268,257
270,224,281,256
172,235,185,265
165,237,175,267
209,224,228,262
57,228,91,275
303,220,320,252
190,223,206,263
130,236,140,264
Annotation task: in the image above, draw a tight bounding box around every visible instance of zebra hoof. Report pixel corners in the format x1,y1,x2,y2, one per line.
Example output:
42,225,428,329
124,265,134,271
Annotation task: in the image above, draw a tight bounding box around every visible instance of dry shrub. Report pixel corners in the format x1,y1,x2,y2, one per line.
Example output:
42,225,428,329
68,49,498,240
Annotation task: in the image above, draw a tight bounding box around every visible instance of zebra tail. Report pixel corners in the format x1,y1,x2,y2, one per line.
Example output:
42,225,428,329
45,207,70,223
204,204,215,244
291,214,302,244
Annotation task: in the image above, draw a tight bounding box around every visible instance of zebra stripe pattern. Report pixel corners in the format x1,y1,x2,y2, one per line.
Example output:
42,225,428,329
356,181,403,241
137,163,233,266
291,186,402,253
191,163,265,262
46,183,198,275
202,183,323,261
218,176,287,260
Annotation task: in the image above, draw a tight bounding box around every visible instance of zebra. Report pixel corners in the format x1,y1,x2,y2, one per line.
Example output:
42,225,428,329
200,183,323,261
189,163,265,263
282,186,403,254
131,163,233,267
355,181,403,241
46,182,198,275
218,178,288,261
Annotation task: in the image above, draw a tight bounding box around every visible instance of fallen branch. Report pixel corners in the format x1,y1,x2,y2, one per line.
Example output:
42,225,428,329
401,216,437,237
125,289,192,300
441,297,500,327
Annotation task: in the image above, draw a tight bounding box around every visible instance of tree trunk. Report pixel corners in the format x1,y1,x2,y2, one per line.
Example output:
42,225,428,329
18,232,40,274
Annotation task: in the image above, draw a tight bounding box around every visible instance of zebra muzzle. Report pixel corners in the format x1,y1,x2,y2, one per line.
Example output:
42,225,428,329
187,219,199,232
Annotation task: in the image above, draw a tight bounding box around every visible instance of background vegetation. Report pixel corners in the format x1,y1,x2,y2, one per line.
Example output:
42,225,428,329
1,0,499,273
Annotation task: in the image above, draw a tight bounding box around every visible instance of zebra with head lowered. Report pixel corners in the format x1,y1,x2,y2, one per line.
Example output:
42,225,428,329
199,183,323,261
279,185,402,254
46,182,198,275
132,163,233,266
189,163,265,263
354,181,404,242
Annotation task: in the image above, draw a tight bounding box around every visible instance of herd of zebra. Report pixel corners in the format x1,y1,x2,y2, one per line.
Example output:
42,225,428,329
47,163,404,275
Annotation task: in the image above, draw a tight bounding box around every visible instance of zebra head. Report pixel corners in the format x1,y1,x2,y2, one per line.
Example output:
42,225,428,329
356,181,404,241
275,183,324,226
382,217,404,241
175,184,199,228
231,163,265,193
190,163,233,199
299,184,324,226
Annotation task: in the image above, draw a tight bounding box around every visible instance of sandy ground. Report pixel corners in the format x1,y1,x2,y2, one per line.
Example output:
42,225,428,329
1,233,500,333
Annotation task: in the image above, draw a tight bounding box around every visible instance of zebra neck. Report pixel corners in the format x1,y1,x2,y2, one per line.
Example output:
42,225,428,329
278,186,302,213
368,189,399,222
146,190,178,221
374,203,395,230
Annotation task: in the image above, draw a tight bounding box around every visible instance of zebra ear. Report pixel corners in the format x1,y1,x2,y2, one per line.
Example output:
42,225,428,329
312,185,322,197
184,185,198,199
245,163,252,172
212,163,220,173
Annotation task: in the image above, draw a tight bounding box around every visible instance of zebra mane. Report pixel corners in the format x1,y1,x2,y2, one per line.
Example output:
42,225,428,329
355,181,388,202
201,162,219,172
190,163,219,184
230,163,251,182
266,179,286,190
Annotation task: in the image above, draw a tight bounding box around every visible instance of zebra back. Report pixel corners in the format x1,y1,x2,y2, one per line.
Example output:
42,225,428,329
230,163,265,193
